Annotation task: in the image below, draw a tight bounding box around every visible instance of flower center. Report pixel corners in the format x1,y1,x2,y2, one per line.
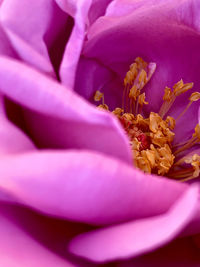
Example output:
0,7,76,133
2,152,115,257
94,57,200,182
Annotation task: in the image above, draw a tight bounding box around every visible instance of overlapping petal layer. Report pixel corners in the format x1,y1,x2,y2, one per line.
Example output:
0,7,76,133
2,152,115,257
69,184,200,262
75,0,200,143
0,202,74,267
0,0,70,76
0,0,199,265
0,150,189,225
0,96,34,155
0,56,132,163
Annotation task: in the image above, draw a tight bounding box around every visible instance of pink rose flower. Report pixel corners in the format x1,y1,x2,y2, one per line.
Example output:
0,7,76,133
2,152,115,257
0,0,200,266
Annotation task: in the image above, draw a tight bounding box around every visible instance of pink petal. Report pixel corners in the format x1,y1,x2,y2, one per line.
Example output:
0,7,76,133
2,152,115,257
0,23,17,57
79,0,200,142
0,203,74,267
0,150,189,224
74,57,123,111
88,0,113,25
58,0,93,89
0,56,131,162
0,0,69,76
68,184,199,262
0,96,35,155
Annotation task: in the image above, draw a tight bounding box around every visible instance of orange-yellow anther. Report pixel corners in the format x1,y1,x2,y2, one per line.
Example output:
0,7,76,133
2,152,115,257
129,85,139,100
163,87,172,101
124,63,138,87
94,90,104,101
166,116,176,130
139,69,147,84
135,57,148,69
189,92,200,102
185,154,200,178
112,108,123,116
149,112,162,133
98,104,109,110
130,63,138,78
173,80,193,96
94,58,200,182
193,124,200,141
138,93,148,106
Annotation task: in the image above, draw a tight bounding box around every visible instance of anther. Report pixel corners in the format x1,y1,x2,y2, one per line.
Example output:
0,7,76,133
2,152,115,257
94,57,200,181
176,92,200,121
159,80,194,119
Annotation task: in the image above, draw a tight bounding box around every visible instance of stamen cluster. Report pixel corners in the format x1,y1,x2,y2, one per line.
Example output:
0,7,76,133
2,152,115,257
94,57,200,182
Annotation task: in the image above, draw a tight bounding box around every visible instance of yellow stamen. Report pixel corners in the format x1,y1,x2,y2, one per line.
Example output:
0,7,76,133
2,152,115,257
94,91,108,110
163,87,172,101
173,81,193,96
94,90,104,103
165,116,176,130
138,93,148,105
97,104,109,110
174,124,200,156
159,80,194,119
176,92,200,121
170,154,200,182
123,57,156,114
94,57,200,182
138,93,148,113
112,108,124,117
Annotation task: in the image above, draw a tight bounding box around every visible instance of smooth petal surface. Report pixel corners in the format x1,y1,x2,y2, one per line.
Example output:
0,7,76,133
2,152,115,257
0,203,74,267
0,23,17,57
58,0,93,89
76,0,200,142
69,184,200,262
0,149,190,225
0,56,131,163
88,0,113,25
0,0,69,76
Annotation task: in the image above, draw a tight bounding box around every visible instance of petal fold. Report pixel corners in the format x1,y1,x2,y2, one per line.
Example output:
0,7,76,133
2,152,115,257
58,0,93,89
68,184,200,262
0,0,69,76
0,202,74,267
0,56,131,162
0,150,189,225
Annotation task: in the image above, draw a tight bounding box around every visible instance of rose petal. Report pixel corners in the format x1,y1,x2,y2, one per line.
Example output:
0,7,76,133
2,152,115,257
78,0,200,142
0,23,17,57
0,96,35,155
0,149,189,225
74,57,120,108
0,202,74,267
0,0,69,76
88,0,113,25
58,0,93,89
68,184,199,262
0,56,131,162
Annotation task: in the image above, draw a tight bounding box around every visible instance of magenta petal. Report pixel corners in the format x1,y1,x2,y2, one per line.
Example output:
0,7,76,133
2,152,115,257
0,0,68,76
82,0,200,142
88,0,113,25
0,204,73,267
0,150,189,225
0,24,17,57
68,184,199,262
0,115,35,155
59,0,93,89
0,96,35,155
0,57,131,162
